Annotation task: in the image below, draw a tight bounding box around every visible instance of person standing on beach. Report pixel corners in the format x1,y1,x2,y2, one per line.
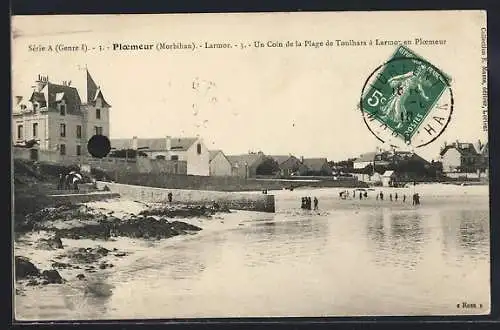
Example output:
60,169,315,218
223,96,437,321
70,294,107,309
57,173,64,190
64,174,71,190
380,191,384,201
364,191,368,199
168,192,173,203
395,193,398,201
313,197,319,210
376,193,379,201
403,194,406,203
390,194,393,202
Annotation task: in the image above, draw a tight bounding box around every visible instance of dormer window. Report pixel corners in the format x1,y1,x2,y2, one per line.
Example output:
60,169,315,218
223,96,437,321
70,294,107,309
60,104,66,116
96,108,101,119
33,103,38,111
197,143,202,155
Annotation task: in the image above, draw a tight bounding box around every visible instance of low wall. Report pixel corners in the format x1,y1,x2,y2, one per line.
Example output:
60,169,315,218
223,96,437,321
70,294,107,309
96,182,275,213
106,172,369,191
46,192,121,204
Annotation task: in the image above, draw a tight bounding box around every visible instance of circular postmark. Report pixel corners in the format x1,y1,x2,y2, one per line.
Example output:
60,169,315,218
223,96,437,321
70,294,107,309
359,48,453,148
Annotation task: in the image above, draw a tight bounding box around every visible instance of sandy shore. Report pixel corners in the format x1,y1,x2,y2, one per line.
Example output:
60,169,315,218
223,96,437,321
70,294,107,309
14,198,246,297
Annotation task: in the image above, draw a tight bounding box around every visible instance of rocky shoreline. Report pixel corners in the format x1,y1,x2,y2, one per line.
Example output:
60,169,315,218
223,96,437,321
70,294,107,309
14,199,231,295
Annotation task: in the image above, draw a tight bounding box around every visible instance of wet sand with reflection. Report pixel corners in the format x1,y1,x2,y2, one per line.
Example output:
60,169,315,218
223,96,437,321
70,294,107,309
15,185,490,319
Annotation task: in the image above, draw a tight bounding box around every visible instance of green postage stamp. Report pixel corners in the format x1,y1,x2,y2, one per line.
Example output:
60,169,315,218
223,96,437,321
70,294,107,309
360,45,453,148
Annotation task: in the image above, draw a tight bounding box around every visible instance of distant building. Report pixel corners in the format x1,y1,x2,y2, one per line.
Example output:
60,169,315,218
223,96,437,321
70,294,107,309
209,150,232,176
381,170,397,187
300,158,332,176
226,152,267,178
12,69,110,161
353,152,377,169
111,136,209,176
439,140,487,173
269,155,302,176
353,151,395,170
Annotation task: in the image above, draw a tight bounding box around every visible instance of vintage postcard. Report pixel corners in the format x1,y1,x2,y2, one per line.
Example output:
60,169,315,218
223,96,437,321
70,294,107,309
11,11,489,320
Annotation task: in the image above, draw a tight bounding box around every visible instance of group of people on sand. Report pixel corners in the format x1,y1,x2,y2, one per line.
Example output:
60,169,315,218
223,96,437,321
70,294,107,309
339,190,368,200
57,171,83,191
375,191,421,205
301,196,319,210
337,189,422,206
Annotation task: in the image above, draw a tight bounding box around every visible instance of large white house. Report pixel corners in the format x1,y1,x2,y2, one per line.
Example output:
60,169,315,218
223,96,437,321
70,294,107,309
111,136,210,176
12,69,111,160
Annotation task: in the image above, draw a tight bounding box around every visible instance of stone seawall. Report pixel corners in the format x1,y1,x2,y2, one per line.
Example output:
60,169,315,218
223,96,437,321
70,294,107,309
46,192,121,204
96,182,275,213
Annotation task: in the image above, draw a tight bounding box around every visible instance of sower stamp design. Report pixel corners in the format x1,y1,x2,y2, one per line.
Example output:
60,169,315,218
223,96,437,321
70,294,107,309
360,45,454,148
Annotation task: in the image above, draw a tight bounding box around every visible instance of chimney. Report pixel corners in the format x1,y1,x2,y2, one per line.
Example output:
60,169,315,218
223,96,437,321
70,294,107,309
165,136,172,151
35,74,48,92
300,156,304,163
132,136,138,150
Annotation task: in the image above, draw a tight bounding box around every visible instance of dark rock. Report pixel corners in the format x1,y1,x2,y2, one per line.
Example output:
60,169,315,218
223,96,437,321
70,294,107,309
114,252,127,257
27,279,39,286
15,256,40,279
51,261,72,269
47,236,63,249
96,247,109,256
41,269,63,284
76,274,85,280
170,221,202,232
41,280,49,285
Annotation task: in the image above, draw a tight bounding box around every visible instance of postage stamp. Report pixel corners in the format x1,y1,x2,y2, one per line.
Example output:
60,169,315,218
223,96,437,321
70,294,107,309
360,45,453,148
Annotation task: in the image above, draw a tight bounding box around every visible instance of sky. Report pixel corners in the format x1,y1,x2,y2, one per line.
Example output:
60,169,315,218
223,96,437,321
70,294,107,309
11,11,488,162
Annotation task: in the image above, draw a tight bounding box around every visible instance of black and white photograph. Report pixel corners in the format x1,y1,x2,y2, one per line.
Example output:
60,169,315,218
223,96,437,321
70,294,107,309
11,11,490,320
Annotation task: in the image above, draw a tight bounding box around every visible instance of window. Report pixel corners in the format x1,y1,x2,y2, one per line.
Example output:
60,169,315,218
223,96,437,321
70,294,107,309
60,104,66,116
76,145,81,156
94,126,103,135
17,125,23,139
96,108,101,119
156,155,166,160
197,143,202,155
32,123,38,137
33,103,38,111
60,124,66,137
60,144,66,155
76,125,82,138
171,155,179,161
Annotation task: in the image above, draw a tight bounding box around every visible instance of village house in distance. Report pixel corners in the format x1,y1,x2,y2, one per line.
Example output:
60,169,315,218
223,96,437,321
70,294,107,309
12,70,111,162
439,140,489,177
110,136,210,176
